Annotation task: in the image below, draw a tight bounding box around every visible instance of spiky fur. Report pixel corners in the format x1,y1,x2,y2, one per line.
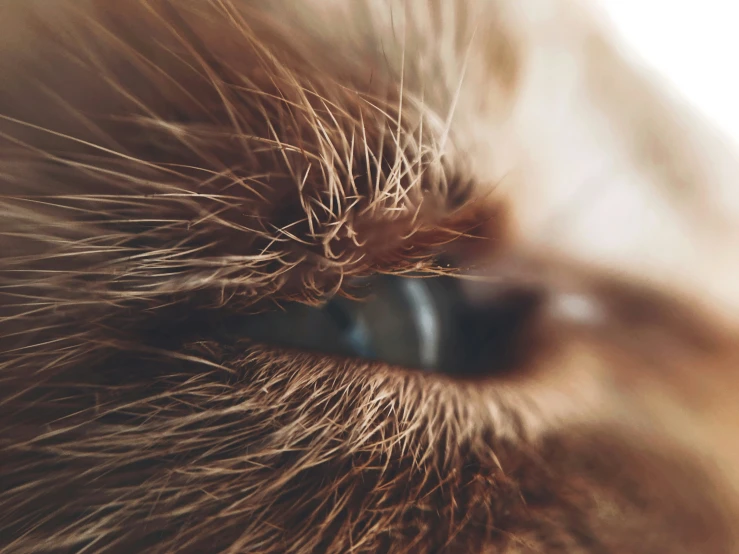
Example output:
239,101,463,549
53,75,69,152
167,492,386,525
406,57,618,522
2,1,739,552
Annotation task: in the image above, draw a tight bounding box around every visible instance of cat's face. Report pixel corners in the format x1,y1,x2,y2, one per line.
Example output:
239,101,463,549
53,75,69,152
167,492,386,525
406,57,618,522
2,1,739,552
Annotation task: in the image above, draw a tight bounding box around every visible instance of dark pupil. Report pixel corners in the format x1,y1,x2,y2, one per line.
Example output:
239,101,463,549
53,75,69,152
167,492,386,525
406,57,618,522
233,275,540,376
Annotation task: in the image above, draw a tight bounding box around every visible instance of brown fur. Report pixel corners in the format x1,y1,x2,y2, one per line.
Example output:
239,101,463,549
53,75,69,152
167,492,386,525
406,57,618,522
2,1,739,552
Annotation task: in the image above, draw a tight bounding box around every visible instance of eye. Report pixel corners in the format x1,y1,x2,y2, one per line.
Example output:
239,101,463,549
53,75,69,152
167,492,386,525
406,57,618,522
231,273,543,376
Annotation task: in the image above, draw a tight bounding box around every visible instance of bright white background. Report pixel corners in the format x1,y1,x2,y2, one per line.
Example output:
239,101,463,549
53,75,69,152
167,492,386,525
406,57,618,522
600,1,739,145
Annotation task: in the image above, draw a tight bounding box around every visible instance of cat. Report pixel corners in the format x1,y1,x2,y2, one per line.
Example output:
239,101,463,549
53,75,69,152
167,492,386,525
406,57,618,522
2,1,739,552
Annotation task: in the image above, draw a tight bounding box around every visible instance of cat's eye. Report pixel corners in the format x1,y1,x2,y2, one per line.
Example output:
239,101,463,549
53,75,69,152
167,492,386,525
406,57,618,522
231,274,542,376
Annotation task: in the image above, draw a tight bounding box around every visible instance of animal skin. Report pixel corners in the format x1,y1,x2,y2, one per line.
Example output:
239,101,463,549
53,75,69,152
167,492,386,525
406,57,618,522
2,1,739,552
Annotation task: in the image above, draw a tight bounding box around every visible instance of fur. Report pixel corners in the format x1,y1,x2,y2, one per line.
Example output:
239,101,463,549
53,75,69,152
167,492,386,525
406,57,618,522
2,1,739,552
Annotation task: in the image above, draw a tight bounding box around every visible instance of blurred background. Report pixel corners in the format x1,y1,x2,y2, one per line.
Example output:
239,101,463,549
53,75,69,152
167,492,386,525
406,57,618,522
601,1,739,146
